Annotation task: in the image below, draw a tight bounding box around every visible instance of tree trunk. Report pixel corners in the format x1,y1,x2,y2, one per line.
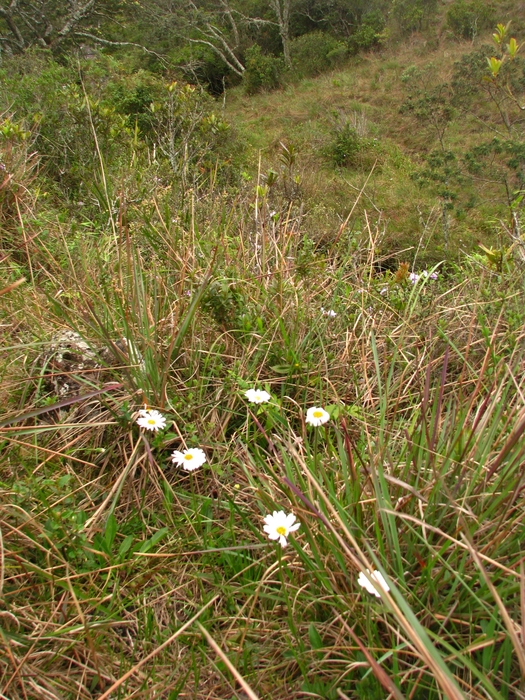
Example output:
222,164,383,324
269,0,291,68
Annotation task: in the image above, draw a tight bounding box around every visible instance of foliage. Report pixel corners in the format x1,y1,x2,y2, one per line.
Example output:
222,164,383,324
0,52,133,197
243,44,284,94
290,0,388,39
290,31,347,77
327,121,381,169
450,26,525,241
0,51,242,202
348,11,388,53
390,0,439,33
446,0,495,40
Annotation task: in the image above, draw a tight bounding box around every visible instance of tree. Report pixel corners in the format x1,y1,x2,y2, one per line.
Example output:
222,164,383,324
0,0,123,55
173,0,247,77
269,0,291,67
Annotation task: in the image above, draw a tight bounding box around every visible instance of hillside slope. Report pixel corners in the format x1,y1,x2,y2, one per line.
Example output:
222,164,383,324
226,24,524,264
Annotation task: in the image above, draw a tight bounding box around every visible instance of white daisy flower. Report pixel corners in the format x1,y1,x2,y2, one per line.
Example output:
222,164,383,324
136,408,167,432
357,569,390,597
245,388,271,404
305,406,330,427
263,510,300,547
171,448,207,472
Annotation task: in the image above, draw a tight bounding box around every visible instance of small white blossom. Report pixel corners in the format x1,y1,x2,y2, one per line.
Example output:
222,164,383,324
245,389,271,404
357,569,390,597
321,307,337,317
305,406,330,427
409,272,419,284
263,510,300,547
380,286,388,295
136,409,167,432
171,448,207,472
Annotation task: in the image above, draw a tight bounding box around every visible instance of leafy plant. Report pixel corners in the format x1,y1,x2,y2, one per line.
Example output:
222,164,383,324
243,44,283,95
446,0,495,40
290,31,347,77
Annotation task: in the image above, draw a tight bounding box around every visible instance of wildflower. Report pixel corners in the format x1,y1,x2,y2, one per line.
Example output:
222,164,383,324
245,388,271,404
357,569,390,597
136,408,167,432
263,510,300,547
171,447,207,472
321,307,337,317
305,406,330,427
409,272,419,284
380,286,388,295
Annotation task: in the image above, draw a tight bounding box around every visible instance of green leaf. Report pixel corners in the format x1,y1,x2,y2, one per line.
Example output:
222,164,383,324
308,623,324,650
487,56,502,77
117,534,134,559
507,37,519,58
104,513,117,551
139,527,169,553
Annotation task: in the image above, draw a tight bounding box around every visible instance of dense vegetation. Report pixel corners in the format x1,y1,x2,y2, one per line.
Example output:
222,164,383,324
1,1,525,698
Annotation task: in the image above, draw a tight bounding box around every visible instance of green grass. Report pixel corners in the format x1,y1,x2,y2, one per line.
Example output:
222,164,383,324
225,29,520,264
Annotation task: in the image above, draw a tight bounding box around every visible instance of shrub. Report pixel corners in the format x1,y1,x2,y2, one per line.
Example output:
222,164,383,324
327,122,381,169
289,32,347,78
348,12,388,54
243,45,283,95
329,123,361,167
0,51,133,198
446,0,495,40
391,0,439,33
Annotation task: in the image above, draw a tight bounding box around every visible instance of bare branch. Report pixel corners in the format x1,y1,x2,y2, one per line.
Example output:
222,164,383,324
74,31,170,66
54,0,96,46
0,5,25,49
185,35,244,75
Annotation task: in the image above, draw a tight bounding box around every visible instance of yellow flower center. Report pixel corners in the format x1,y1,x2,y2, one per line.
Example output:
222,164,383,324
276,526,287,536
147,419,156,425
313,410,324,418
184,454,193,460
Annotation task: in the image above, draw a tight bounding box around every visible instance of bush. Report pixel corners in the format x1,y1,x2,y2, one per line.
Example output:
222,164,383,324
348,12,388,54
446,0,495,40
391,0,438,33
327,122,381,169
0,51,133,198
289,32,347,78
0,51,244,202
243,45,283,95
